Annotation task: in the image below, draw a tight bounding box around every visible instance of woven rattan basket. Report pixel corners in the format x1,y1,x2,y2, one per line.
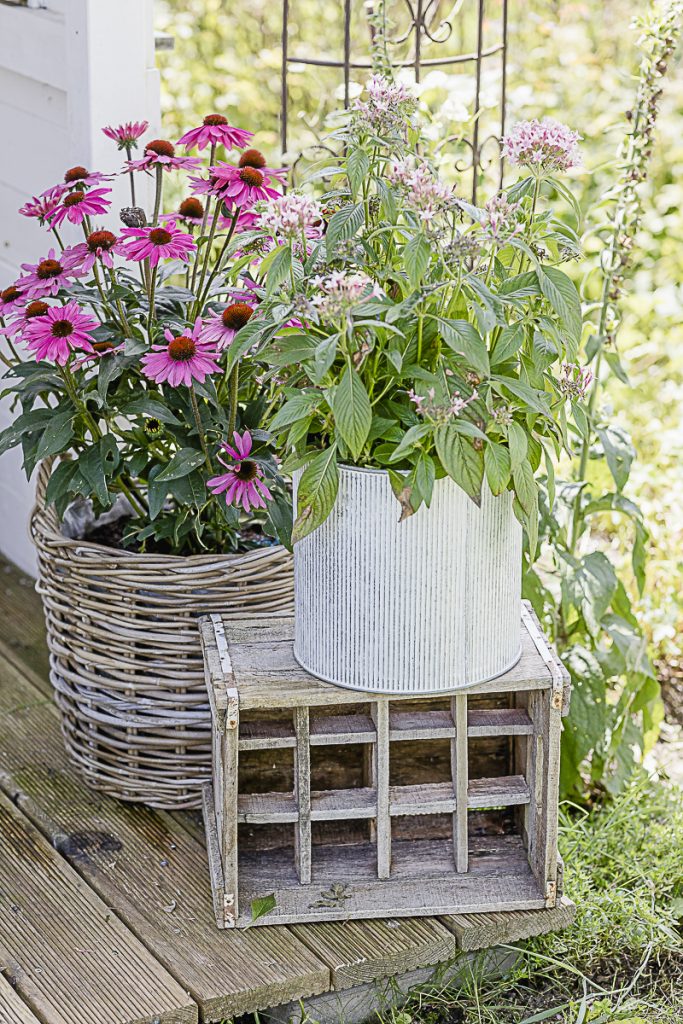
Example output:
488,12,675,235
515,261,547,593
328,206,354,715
31,460,294,810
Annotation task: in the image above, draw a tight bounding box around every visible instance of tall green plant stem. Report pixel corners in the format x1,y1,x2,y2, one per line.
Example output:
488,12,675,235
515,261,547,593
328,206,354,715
151,166,164,225
190,385,214,474
227,365,239,438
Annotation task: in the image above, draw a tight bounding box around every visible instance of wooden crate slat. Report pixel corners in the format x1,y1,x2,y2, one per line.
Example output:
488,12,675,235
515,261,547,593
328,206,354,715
294,707,312,884
372,702,391,878
467,775,531,808
453,694,469,872
389,709,454,740
389,782,456,816
310,712,376,745
240,720,296,750
467,708,533,736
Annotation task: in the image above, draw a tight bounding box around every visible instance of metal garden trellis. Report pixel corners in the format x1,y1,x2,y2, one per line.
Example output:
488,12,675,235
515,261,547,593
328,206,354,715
279,0,509,202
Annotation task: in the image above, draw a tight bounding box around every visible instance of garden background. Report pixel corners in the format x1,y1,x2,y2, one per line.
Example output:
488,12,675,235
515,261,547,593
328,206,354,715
151,0,683,1020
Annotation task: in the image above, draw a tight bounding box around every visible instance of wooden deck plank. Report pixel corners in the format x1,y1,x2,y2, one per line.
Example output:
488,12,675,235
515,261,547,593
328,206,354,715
0,789,197,1024
290,918,456,990
0,974,42,1024
0,561,50,685
0,657,330,1020
441,896,576,951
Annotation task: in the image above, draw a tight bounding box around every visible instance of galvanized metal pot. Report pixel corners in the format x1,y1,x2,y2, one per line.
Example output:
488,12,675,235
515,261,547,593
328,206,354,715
294,464,522,694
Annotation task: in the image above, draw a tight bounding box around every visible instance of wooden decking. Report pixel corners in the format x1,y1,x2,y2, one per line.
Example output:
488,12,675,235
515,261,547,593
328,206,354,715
0,558,575,1024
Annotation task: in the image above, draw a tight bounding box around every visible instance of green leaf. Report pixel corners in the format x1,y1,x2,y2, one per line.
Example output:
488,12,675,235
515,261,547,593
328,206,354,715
248,894,276,926
346,148,370,198
292,446,339,542
404,233,431,288
332,367,372,460
596,425,634,492
491,375,551,415
326,203,364,257
269,393,320,433
438,319,489,376
484,441,511,495
122,398,181,426
265,245,292,294
44,459,79,510
506,421,528,471
156,448,206,482
491,322,525,365
79,444,110,507
569,551,618,636
512,457,537,516
147,464,168,520
435,427,483,504
538,265,582,357
415,452,436,507
35,411,74,461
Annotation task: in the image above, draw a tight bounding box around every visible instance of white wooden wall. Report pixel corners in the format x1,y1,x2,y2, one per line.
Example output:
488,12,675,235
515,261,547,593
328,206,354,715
0,0,160,574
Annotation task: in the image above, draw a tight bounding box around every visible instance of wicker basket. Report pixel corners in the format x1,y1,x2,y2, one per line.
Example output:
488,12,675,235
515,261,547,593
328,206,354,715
30,461,294,810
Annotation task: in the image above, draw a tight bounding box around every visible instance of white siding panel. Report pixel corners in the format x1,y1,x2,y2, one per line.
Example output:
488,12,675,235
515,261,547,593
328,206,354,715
0,67,67,124
0,7,66,91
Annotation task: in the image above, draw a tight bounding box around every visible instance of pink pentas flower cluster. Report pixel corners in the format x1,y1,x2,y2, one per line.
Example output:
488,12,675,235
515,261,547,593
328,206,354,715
256,192,324,241
502,118,581,173
481,195,523,241
310,271,382,320
558,362,593,400
207,431,272,513
387,158,453,224
353,74,418,137
408,386,478,425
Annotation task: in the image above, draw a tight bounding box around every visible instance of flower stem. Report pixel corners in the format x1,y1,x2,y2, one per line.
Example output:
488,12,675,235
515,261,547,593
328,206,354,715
196,207,240,310
152,165,164,226
147,264,157,336
107,267,133,338
227,364,239,438
51,226,65,251
190,384,214,474
191,210,220,318
124,143,137,206
59,364,102,441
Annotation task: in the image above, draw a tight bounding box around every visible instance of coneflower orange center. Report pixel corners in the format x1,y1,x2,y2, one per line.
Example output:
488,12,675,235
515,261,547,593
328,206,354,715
149,228,172,246
1,286,21,303
87,230,116,251
239,167,264,187
146,139,175,158
25,301,49,318
239,149,266,169
51,319,73,338
178,197,204,219
64,166,88,183
63,191,86,208
203,114,228,126
222,302,253,330
93,340,114,352
168,336,196,361
36,259,62,279
234,459,259,482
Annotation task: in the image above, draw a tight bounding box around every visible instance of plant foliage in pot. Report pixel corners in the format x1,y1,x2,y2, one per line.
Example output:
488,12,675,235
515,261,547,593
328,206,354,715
0,118,295,807
252,75,590,693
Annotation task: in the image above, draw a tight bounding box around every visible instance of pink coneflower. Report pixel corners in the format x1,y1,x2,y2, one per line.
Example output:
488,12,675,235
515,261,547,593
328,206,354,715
200,301,255,349
17,249,82,299
0,285,25,317
126,139,201,173
63,166,113,188
19,186,64,224
160,196,206,229
502,118,581,173
0,299,50,340
61,230,121,273
23,301,98,365
191,151,285,207
207,431,272,513
71,338,125,371
118,219,196,267
140,319,220,387
50,187,112,228
177,114,254,152
102,121,149,150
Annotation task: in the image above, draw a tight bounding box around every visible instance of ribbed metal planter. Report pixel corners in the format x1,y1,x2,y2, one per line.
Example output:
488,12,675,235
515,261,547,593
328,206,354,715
294,465,522,694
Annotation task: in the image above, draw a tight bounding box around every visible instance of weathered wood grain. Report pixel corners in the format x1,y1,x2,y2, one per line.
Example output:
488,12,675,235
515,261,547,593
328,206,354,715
294,707,312,884
443,896,576,951
0,789,197,1024
0,560,50,685
0,973,42,1024
0,657,330,1019
452,694,468,872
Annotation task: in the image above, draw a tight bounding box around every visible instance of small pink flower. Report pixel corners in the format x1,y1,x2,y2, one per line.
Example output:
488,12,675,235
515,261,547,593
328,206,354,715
200,301,255,349
140,319,220,387
62,165,113,188
191,150,285,208
50,187,112,228
102,121,149,150
71,339,125,371
61,230,121,273
177,114,254,152
0,285,26,317
0,299,51,340
502,119,581,173
126,139,201,173
207,431,272,513
23,301,98,365
17,249,83,299
118,219,196,268
19,186,64,224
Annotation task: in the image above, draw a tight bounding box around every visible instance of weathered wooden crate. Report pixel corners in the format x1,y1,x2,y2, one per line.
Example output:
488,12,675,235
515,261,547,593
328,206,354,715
199,602,570,929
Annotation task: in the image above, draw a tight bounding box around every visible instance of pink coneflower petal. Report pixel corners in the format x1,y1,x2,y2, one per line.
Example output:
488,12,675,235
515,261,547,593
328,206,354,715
23,300,98,365
50,187,112,227
19,186,65,224
118,219,196,268
177,115,254,152
206,430,271,513
140,319,220,388
17,248,84,299
126,138,202,173
102,120,149,150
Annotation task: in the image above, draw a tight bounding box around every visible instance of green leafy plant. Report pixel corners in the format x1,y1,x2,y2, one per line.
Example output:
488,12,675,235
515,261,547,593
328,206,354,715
252,76,590,550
